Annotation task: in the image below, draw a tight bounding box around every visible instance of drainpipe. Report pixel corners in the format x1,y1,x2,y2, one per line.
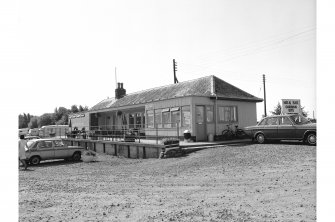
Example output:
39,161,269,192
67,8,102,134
215,95,218,136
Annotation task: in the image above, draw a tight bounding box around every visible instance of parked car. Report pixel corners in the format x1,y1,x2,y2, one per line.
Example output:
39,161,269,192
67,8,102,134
243,114,316,145
25,138,85,165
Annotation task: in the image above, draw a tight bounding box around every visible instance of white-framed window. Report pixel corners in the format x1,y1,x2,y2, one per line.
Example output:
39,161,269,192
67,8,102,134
171,107,180,127
206,106,214,123
218,106,237,122
129,113,135,128
162,108,171,128
181,106,190,127
154,109,162,128
135,113,142,128
146,110,154,128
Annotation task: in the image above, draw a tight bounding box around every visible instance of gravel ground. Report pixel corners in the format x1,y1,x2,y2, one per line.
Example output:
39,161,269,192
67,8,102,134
19,143,316,222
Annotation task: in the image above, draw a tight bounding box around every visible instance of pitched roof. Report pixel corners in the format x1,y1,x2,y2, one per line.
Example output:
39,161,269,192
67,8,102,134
90,75,262,111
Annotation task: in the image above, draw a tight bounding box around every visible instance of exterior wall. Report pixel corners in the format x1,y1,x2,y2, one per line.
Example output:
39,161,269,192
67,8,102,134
145,97,193,138
188,97,258,141
64,139,165,159
215,99,257,134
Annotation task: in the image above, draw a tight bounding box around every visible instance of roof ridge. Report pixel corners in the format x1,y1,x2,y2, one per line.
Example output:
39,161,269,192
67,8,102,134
124,75,214,96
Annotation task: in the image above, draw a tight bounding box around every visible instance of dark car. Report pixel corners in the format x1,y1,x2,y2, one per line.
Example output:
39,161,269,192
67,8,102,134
243,114,316,145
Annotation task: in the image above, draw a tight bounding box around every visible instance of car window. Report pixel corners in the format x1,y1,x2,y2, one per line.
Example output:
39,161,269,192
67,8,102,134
266,117,278,126
27,140,36,148
53,140,64,147
38,141,53,149
289,114,311,125
258,119,267,126
279,117,292,125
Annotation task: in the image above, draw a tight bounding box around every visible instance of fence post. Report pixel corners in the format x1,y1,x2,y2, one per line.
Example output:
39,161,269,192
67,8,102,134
155,123,158,144
177,122,179,140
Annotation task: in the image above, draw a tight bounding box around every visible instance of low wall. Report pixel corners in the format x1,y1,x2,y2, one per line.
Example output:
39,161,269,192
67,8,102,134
63,138,164,159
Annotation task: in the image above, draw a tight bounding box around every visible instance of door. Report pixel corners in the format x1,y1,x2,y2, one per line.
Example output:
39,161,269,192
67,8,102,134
36,140,54,160
53,140,69,159
196,106,207,141
277,116,296,139
263,117,279,139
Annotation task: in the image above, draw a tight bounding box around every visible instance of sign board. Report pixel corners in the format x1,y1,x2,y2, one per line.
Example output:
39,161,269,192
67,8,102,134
69,113,85,119
281,99,301,115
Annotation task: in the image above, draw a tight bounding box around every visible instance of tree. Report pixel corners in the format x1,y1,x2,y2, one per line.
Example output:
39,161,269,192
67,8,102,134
71,105,79,113
55,114,68,125
270,102,282,115
19,113,33,128
54,107,69,122
38,113,54,127
28,116,39,129
78,105,89,112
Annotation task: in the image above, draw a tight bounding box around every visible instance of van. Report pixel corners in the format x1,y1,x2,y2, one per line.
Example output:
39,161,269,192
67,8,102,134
39,125,70,138
28,128,39,136
18,128,29,136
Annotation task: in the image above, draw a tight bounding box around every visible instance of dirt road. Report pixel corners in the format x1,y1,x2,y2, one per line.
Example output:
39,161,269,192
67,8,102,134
19,143,316,221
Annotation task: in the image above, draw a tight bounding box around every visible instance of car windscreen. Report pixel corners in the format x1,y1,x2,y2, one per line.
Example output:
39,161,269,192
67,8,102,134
26,140,35,148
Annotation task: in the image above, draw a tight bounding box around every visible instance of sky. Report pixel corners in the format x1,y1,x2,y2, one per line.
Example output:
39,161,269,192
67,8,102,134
1,0,316,121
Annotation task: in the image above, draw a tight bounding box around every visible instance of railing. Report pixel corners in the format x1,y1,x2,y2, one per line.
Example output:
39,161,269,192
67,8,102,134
63,123,183,144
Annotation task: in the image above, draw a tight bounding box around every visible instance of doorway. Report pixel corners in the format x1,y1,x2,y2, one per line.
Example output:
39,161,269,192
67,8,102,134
196,105,207,141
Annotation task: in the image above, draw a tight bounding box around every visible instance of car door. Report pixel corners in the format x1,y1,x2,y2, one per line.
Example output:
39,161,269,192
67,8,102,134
277,116,296,139
53,140,69,159
36,140,54,160
263,117,279,139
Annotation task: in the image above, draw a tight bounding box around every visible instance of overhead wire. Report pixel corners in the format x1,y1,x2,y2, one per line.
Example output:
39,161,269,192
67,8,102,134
177,28,315,84
184,26,316,66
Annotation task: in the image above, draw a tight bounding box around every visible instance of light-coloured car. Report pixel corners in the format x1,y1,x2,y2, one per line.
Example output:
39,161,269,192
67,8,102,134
25,138,85,165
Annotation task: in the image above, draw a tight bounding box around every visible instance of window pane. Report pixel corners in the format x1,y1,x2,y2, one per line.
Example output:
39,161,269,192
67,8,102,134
280,117,291,125
218,107,224,121
155,109,162,128
218,106,238,122
162,111,170,128
181,106,190,127
146,110,154,128
171,109,180,127
267,117,278,125
129,113,134,128
206,106,214,122
135,113,142,128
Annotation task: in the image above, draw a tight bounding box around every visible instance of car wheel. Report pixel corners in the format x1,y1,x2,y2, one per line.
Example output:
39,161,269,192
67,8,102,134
72,152,81,161
306,133,316,145
256,133,265,144
30,156,40,165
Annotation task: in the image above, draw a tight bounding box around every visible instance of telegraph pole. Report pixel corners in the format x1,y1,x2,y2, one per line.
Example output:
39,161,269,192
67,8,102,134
173,59,178,84
263,74,267,117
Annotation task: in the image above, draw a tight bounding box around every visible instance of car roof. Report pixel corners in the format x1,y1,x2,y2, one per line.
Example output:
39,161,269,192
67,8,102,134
30,138,62,141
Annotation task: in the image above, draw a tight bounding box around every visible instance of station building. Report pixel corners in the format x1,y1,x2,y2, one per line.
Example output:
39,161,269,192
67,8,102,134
69,75,262,141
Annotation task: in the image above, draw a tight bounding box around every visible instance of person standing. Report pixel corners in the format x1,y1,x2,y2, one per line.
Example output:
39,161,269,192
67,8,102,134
18,135,28,170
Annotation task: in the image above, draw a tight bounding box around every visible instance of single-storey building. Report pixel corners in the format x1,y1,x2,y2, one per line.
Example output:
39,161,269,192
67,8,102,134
69,75,263,141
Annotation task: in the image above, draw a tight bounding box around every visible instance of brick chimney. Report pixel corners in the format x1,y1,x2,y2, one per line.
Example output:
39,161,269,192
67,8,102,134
115,82,126,99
